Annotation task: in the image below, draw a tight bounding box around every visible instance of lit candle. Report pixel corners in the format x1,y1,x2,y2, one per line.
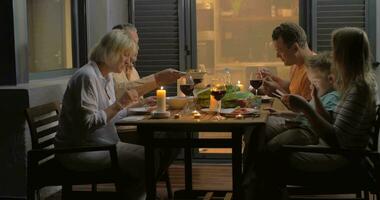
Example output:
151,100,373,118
209,95,218,112
236,80,244,91
156,86,166,112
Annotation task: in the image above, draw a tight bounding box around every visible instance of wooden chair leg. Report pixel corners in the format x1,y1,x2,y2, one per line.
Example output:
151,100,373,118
36,190,41,200
91,183,97,192
364,191,369,200
27,186,35,200
62,185,72,200
163,170,173,199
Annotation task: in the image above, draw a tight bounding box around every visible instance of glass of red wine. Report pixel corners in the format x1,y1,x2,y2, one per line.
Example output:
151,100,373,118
250,72,263,96
179,74,195,96
179,75,195,114
211,78,227,120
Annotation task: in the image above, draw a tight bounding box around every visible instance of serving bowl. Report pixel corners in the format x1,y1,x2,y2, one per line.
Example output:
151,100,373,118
166,96,192,109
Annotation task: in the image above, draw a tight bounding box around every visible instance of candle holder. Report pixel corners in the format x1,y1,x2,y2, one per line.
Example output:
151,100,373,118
235,114,244,119
192,110,201,119
151,110,171,119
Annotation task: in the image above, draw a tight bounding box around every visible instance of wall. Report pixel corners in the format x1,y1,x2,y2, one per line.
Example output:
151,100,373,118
0,77,69,199
86,0,129,52
377,0,379,62
376,1,380,103
0,0,129,198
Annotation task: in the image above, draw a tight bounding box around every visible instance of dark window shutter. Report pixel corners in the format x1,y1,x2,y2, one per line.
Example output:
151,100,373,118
312,0,367,52
131,0,185,96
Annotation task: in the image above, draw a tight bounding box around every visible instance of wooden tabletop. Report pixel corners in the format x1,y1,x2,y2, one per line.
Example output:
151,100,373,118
116,98,287,126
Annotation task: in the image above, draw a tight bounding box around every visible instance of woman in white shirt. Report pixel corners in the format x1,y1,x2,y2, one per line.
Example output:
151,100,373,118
55,30,165,200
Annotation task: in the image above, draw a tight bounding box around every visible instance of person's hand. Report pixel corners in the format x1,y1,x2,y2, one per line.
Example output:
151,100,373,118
262,76,282,96
311,84,318,101
154,68,183,86
258,68,272,79
118,89,139,108
143,96,157,106
281,94,309,113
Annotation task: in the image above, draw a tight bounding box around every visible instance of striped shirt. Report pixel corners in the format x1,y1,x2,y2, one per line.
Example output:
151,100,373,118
332,83,376,149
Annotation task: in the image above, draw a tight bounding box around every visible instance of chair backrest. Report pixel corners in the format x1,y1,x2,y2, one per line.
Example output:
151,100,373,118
368,105,380,152
25,101,60,150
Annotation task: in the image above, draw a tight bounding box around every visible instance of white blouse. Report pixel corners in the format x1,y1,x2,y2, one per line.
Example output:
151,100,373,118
55,61,127,147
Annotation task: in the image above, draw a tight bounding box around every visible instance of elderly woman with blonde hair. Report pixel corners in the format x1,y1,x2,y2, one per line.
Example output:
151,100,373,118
55,30,169,199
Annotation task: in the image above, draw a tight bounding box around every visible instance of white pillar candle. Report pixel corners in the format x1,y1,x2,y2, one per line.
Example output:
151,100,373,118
209,95,218,112
156,86,166,112
236,80,244,91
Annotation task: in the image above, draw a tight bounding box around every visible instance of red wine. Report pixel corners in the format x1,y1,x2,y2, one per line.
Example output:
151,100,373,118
180,84,194,96
194,78,203,85
250,79,263,89
211,90,226,101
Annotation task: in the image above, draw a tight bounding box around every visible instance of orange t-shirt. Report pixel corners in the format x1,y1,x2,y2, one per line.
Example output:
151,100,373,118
288,64,311,100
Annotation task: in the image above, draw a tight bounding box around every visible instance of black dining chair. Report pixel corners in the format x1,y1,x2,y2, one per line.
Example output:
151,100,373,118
281,106,380,200
26,101,123,200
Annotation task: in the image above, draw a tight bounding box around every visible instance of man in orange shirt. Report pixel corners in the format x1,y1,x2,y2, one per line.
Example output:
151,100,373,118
261,22,314,100
243,23,315,199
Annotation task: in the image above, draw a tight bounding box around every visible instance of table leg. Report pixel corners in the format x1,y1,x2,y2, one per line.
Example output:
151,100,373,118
185,132,193,193
232,130,242,200
143,128,156,200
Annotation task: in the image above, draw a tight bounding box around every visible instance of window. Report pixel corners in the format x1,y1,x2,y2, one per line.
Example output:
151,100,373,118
197,0,299,85
196,0,299,155
27,0,74,73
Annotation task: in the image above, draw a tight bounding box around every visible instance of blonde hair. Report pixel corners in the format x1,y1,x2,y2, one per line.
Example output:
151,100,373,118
89,30,137,67
332,27,375,97
305,51,332,75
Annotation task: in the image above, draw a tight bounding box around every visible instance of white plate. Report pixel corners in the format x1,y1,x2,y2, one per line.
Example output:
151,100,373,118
261,95,273,102
128,107,154,114
200,108,217,113
118,116,145,122
201,108,259,116
220,108,259,116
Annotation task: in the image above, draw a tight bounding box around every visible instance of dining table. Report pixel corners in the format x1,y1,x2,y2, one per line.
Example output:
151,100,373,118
115,98,285,200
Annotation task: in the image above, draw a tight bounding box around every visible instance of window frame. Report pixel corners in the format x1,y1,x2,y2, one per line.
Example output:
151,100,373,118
0,0,88,85
28,0,88,81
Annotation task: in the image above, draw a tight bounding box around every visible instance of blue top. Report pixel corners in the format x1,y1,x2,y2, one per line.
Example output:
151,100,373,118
296,90,340,128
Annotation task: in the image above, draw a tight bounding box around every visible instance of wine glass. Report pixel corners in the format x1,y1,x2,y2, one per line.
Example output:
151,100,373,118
211,79,227,120
179,74,195,96
250,71,263,96
179,75,195,114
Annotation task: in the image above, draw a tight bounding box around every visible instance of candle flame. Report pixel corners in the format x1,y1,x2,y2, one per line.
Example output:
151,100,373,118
237,80,241,84
160,86,164,90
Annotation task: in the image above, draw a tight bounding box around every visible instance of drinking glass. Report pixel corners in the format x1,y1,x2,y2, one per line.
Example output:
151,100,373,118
179,75,195,114
211,79,227,120
250,72,263,96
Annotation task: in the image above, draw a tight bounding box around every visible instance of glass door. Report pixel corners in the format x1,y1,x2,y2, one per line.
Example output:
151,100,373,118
195,0,299,157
